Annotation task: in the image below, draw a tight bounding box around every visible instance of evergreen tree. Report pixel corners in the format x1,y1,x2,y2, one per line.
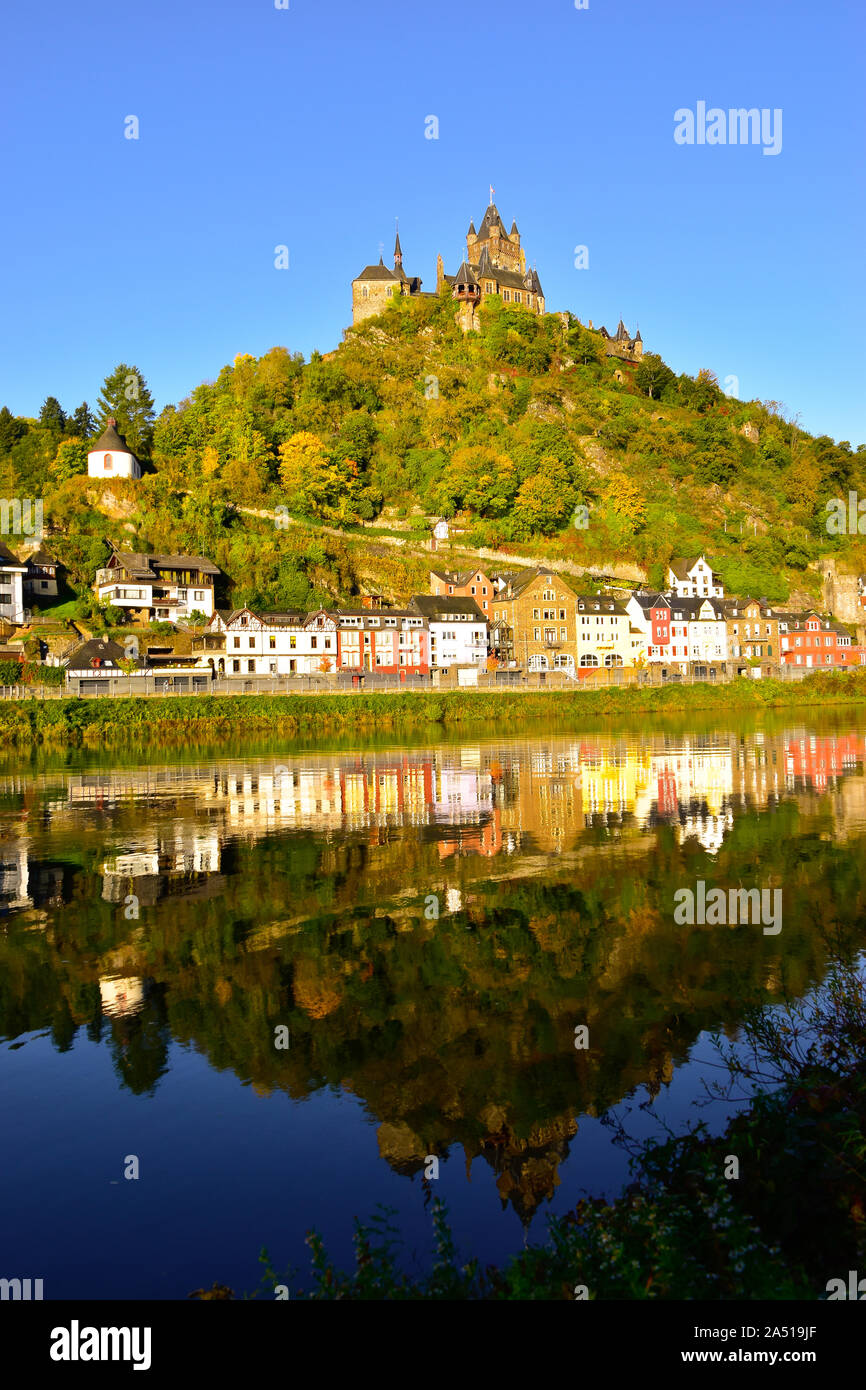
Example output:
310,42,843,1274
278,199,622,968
39,396,67,433
0,406,26,454
69,401,96,439
97,364,156,459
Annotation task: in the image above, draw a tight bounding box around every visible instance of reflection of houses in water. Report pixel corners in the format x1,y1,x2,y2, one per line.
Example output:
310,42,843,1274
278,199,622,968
576,744,653,827
632,741,735,850
99,974,146,1017
784,733,865,792
0,843,30,910
0,840,66,912
101,832,223,906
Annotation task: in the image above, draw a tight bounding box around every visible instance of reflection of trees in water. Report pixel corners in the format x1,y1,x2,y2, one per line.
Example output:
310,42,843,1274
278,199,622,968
2,770,866,1217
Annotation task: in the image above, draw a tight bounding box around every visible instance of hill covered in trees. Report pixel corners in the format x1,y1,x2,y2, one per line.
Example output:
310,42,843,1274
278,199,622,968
2,288,865,612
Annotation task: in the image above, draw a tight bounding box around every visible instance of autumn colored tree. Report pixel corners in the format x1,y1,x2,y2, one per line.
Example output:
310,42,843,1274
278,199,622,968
603,474,647,532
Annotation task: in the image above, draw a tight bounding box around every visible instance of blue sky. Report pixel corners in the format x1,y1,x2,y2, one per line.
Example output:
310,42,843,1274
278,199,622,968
1,0,863,443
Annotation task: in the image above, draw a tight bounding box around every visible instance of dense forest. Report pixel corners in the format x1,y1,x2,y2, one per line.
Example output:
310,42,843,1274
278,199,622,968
2,289,865,611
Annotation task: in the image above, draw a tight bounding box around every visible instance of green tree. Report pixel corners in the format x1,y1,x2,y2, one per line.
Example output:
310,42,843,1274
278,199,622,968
0,406,27,453
51,438,89,482
512,457,576,536
635,354,675,400
69,402,96,439
39,396,67,433
97,363,156,459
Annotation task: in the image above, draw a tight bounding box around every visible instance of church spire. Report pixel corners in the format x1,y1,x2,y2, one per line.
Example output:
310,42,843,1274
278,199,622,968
394,219,403,268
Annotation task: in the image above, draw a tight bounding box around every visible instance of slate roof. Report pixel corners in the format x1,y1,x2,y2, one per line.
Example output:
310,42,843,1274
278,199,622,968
90,417,137,457
66,638,139,671
108,551,219,578
354,258,399,282
0,542,24,567
408,595,486,622
453,260,479,288
26,547,58,568
477,203,508,239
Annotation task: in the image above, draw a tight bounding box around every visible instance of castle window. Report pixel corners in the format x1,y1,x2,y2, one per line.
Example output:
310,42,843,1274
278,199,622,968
486,282,494,293
362,287,369,298
503,291,510,302
386,287,393,297
514,293,521,304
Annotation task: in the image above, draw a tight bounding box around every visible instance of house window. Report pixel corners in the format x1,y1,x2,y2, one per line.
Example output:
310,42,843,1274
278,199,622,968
269,636,276,649
233,637,241,649
103,454,112,470
232,660,240,673
248,660,255,673
249,638,255,649
503,291,510,302
311,637,317,650
289,635,296,648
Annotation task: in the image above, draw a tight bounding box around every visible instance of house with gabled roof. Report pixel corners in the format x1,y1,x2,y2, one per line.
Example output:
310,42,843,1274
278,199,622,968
207,606,338,676
667,555,724,599
24,546,62,600
430,566,496,615
94,551,219,623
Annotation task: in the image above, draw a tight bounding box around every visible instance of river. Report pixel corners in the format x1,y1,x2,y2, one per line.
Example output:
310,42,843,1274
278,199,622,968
2,710,865,1297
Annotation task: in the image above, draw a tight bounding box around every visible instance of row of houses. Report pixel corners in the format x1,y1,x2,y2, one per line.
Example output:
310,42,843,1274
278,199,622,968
430,556,866,674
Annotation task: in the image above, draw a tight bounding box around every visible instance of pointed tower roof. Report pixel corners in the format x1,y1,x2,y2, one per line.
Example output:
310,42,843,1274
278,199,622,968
467,219,476,236
394,225,403,265
635,325,642,342
90,417,136,457
615,319,629,341
454,260,479,288
478,203,507,238
510,218,519,235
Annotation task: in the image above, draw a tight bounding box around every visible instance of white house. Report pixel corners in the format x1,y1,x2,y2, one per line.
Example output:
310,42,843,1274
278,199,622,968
207,607,339,676
430,517,450,552
408,595,487,668
23,547,61,600
95,551,218,622
0,543,27,625
667,555,724,599
671,596,728,667
87,418,141,479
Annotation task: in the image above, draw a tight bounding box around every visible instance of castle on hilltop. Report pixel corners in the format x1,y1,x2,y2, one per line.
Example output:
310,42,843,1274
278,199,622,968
350,196,643,351
351,197,544,332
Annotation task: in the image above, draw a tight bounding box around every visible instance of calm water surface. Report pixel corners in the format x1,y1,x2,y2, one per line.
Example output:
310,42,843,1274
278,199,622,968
2,712,865,1297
